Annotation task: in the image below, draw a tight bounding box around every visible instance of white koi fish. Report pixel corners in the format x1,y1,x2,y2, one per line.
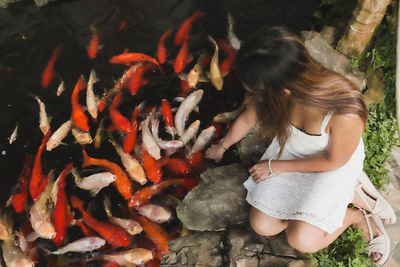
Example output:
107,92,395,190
56,80,65,96
150,111,184,151
86,69,100,120
47,237,106,255
227,13,241,50
174,89,204,138
213,94,252,123
46,120,72,151
8,124,18,144
109,138,147,185
207,36,223,90
0,211,12,241
181,120,200,145
101,248,153,266
34,96,51,135
104,198,143,235
2,238,35,267
73,169,116,196
135,204,171,223
141,115,161,160
190,125,216,154
71,127,93,145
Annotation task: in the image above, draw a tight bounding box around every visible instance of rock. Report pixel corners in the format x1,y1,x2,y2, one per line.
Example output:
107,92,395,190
226,225,308,267
236,124,270,165
319,26,338,46
176,163,250,231
301,30,367,90
0,0,18,8
161,231,225,267
34,0,57,6
363,68,386,106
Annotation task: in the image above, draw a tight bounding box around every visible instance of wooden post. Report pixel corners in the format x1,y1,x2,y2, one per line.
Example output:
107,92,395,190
337,0,392,58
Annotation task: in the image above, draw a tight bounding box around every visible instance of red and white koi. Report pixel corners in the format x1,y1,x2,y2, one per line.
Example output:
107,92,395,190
190,125,216,154
34,96,51,135
135,204,171,224
46,120,72,151
150,111,183,151
86,69,100,120
71,127,93,145
174,89,203,138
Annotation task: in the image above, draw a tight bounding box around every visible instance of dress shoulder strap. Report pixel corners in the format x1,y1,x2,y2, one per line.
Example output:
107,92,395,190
320,111,334,134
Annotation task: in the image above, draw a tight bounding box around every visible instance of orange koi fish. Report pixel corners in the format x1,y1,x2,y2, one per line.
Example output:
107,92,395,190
88,29,99,59
109,53,162,73
75,220,96,237
184,151,203,169
52,162,74,246
156,28,172,64
179,78,192,97
71,75,90,132
42,45,62,88
126,209,170,256
119,63,142,88
165,158,189,175
173,34,191,73
70,196,130,247
119,20,127,31
141,146,162,184
161,99,173,131
30,131,52,201
82,149,132,199
128,63,155,95
98,94,106,113
11,154,33,213
217,39,237,76
103,261,119,267
128,178,199,208
174,10,206,46
123,106,140,154
109,90,132,133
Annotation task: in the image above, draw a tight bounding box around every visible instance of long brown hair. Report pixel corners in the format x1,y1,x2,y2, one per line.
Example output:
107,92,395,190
235,26,368,153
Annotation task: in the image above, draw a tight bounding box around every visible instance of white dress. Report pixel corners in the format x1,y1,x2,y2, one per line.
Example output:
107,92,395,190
243,112,365,234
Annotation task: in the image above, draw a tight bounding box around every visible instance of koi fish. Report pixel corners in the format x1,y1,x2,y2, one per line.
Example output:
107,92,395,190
74,219,96,237
119,20,127,31
98,94,107,113
119,63,142,88
165,158,189,175
174,89,203,138
141,146,163,184
100,248,153,266
227,12,241,50
88,28,99,59
161,99,174,138
109,138,147,185
70,195,131,247
42,45,62,88
187,62,202,88
9,124,18,144
47,237,106,255
173,33,191,73
213,94,252,123
217,38,237,76
128,63,154,95
2,238,35,267
71,75,90,132
56,80,65,96
180,119,200,145
184,151,203,168
71,127,93,145
123,106,140,154
46,120,72,151
174,10,206,46
87,69,100,120
128,178,199,207
104,197,143,235
157,28,172,64
30,131,52,201
179,78,192,97
11,154,33,213
94,119,105,149
141,115,161,160
51,162,74,246
190,125,216,154
0,211,13,240
73,168,116,196
109,53,162,73
136,204,171,223
126,210,170,255
82,149,132,199
207,36,223,90
34,96,51,135
150,112,183,151
109,90,132,133
30,178,56,240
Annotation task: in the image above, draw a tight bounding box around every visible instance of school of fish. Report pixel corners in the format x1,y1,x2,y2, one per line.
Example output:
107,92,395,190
3,9,244,267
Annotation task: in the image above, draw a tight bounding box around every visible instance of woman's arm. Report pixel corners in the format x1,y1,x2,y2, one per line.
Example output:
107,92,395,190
250,114,365,182
205,98,259,162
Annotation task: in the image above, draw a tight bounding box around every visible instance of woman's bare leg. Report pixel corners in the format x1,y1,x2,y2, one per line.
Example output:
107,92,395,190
285,208,382,261
249,207,288,236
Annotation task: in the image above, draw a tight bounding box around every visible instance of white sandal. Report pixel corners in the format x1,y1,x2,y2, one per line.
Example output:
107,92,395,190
355,171,396,224
361,209,391,266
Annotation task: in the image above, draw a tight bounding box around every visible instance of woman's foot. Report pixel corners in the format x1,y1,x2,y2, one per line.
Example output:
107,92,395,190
352,208,390,264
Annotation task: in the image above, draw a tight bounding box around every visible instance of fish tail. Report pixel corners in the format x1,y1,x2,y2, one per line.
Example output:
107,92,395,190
182,178,199,190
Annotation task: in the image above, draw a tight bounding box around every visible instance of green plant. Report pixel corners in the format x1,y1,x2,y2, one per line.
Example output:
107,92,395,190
308,227,373,267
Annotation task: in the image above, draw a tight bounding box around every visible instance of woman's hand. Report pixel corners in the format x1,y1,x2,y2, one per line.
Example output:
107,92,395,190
204,143,225,163
249,160,275,183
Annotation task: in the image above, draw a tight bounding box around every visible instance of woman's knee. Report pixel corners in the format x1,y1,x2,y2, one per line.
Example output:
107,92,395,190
286,223,324,253
249,208,286,236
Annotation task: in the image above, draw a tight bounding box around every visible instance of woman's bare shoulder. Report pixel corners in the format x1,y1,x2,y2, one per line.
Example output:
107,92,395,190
326,113,364,134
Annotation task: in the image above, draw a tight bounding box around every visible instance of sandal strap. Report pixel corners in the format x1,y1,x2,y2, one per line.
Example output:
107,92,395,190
368,235,387,255
361,209,374,241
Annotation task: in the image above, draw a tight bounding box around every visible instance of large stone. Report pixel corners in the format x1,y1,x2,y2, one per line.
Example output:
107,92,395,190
363,68,386,106
176,163,250,231
301,30,367,90
161,231,225,267
236,124,270,166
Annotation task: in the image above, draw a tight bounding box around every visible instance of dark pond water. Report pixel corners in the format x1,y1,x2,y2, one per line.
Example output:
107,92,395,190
0,0,318,265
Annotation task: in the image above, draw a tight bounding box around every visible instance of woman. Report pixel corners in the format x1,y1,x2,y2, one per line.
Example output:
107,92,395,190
205,26,395,265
